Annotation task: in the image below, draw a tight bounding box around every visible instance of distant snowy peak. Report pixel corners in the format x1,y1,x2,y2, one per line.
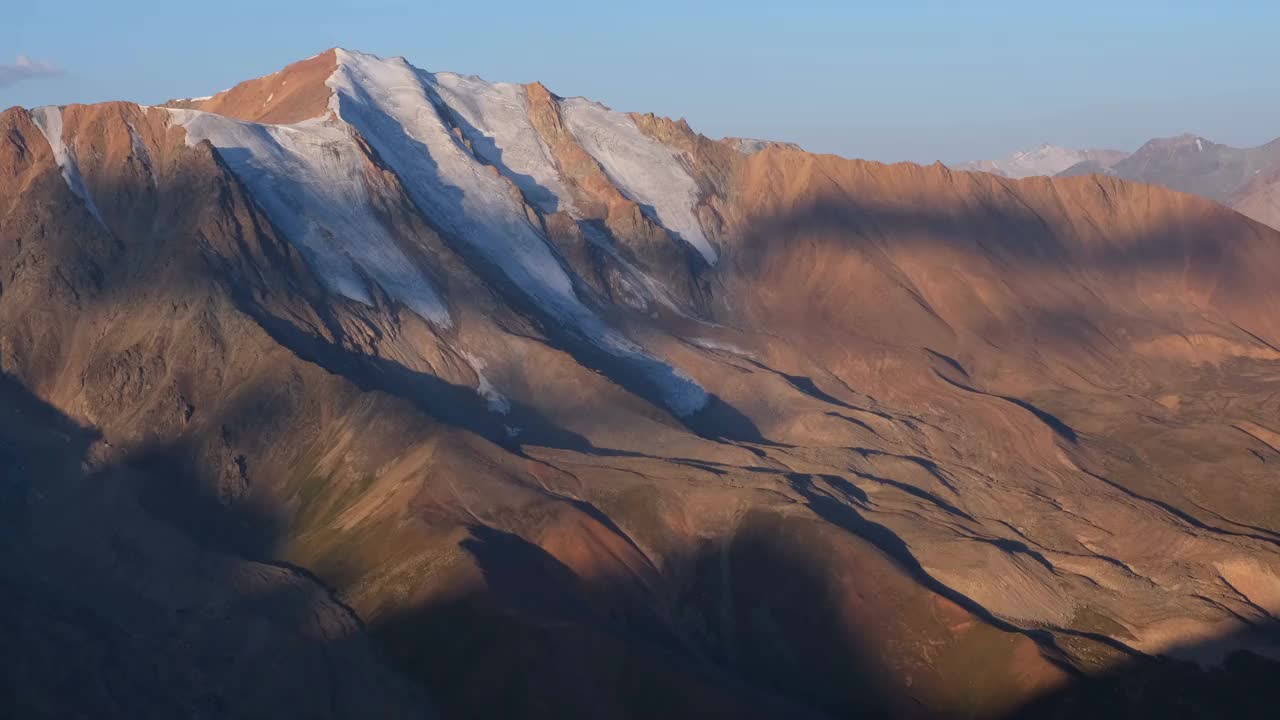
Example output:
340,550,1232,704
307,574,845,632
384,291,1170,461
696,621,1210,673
954,144,1129,179
723,137,804,155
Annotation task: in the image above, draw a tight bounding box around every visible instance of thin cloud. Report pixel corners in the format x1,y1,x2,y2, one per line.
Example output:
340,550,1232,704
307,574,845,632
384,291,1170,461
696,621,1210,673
0,55,64,87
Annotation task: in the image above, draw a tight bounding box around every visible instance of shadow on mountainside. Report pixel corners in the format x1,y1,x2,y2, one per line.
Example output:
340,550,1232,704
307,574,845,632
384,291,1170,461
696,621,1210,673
724,181,1280,360
721,182,1280,532
1005,624,1280,720
0,368,820,718
366,493,1280,720
372,524,831,720
8,364,1280,719
0,372,434,719
230,282,772,457
234,291,598,453
728,179,1274,279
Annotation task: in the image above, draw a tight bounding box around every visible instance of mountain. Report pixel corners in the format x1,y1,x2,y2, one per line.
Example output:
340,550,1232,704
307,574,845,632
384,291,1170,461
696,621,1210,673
953,144,1128,178
960,135,1280,234
5,48,1280,719
1059,133,1280,200
1059,133,1280,232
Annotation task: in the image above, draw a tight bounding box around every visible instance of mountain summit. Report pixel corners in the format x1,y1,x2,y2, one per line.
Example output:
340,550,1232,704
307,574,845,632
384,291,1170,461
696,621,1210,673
5,48,1280,719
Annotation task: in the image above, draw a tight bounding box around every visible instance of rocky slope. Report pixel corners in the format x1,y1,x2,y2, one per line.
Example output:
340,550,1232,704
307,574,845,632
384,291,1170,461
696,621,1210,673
5,49,1280,718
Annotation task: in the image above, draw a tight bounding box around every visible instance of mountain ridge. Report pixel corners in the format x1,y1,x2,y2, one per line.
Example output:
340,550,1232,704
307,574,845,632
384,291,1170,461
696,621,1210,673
960,133,1280,233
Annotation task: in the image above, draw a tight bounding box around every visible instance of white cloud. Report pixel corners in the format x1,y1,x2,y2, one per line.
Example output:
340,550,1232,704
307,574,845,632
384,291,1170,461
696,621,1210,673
0,55,64,87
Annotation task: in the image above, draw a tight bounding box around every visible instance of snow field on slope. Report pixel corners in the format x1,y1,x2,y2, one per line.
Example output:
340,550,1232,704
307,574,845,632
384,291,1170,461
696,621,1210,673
560,97,717,264
166,107,452,327
424,71,572,214
424,70,695,315
459,350,511,415
29,106,107,226
329,50,708,417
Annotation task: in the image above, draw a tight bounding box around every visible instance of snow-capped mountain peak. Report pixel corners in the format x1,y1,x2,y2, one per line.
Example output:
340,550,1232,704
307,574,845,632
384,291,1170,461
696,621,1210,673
157,48,718,418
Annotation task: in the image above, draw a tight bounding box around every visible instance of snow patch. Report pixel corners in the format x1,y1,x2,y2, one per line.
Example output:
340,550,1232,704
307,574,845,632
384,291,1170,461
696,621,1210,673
560,97,717,264
728,138,781,155
689,337,754,357
423,71,572,214
29,106,106,227
164,107,452,327
125,122,154,179
460,351,511,414
732,139,769,154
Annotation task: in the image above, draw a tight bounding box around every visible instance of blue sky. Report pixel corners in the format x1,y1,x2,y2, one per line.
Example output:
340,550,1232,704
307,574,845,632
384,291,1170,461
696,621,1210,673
5,1,1280,164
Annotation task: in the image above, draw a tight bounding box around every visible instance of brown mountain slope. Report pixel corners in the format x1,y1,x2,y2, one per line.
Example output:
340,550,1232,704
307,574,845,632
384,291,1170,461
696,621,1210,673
716,151,1280,558
163,49,338,124
6,50,1280,719
725,150,1280,353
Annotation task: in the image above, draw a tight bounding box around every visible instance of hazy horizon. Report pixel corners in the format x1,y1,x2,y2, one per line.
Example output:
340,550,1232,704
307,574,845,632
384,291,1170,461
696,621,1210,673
6,0,1280,164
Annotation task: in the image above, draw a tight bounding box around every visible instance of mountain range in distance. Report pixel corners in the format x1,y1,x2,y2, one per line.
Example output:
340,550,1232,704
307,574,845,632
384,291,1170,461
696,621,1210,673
953,144,1129,179
955,135,1280,231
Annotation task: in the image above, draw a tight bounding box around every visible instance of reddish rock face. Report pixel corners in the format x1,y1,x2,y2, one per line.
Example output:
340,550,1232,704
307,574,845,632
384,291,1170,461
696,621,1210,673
166,49,339,123
5,49,1280,719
